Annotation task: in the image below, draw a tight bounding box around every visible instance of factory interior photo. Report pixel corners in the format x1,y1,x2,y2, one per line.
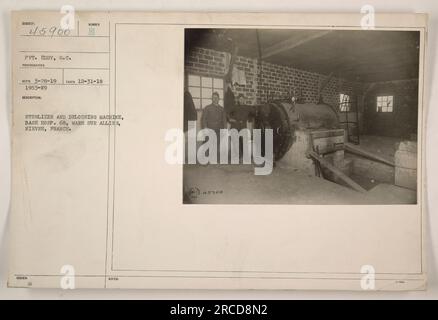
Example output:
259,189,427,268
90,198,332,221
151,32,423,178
182,28,421,205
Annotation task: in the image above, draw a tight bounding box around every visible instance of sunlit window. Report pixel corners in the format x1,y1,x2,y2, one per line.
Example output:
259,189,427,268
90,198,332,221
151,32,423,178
339,93,351,112
376,95,394,112
187,74,224,109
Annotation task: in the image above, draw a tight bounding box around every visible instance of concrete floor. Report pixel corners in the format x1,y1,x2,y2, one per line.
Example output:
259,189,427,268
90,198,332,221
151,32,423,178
183,164,416,205
183,135,416,205
345,135,405,189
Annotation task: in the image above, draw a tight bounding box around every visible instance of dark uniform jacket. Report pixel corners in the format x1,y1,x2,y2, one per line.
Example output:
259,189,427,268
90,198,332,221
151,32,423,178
229,105,249,131
224,88,235,116
184,91,198,132
201,104,227,132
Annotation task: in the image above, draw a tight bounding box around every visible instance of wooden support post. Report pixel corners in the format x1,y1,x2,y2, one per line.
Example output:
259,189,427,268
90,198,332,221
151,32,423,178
344,143,395,167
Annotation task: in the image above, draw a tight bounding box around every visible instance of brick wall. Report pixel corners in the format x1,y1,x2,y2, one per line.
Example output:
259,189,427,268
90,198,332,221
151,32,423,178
185,46,419,139
185,47,227,79
185,46,362,109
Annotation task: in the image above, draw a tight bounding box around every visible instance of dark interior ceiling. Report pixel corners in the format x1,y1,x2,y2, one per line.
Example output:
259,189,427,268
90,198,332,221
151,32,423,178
185,29,420,83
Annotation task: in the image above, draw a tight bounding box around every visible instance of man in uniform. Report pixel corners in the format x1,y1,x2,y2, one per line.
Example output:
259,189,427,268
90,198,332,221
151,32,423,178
228,94,250,160
201,92,227,156
184,90,197,132
224,78,236,117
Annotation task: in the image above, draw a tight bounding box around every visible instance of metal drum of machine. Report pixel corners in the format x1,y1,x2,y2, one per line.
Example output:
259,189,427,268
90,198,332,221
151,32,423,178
256,101,343,162
256,100,373,192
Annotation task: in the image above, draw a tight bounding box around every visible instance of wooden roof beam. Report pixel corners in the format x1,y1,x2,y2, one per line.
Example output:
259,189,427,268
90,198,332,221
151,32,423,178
261,30,332,59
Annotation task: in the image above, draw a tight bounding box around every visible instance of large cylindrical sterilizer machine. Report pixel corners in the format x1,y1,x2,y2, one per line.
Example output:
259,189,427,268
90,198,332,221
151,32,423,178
257,100,366,192
258,101,343,158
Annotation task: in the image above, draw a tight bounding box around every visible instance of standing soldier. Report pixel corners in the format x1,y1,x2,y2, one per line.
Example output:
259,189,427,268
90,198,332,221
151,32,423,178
224,78,236,117
201,92,227,155
228,94,250,160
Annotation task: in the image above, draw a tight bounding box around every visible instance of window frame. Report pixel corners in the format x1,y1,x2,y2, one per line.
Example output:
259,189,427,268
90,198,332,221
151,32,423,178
187,73,225,110
339,93,351,112
376,95,394,113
